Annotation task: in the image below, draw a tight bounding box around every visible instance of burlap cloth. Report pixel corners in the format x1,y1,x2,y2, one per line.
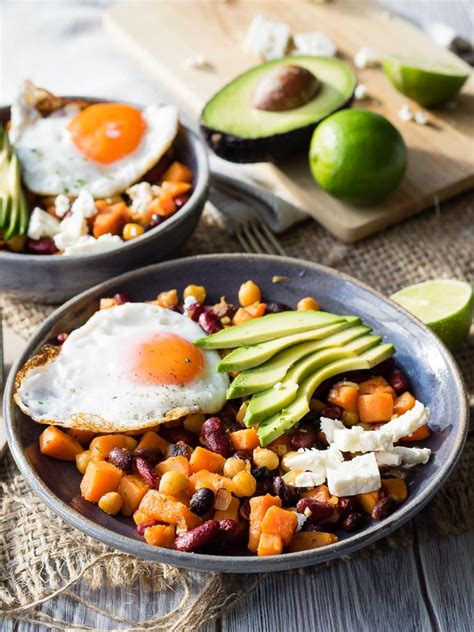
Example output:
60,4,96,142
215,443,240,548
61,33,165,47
1,194,473,630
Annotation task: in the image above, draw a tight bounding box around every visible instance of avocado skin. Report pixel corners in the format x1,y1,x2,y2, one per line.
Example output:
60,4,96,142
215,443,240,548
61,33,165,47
200,95,353,164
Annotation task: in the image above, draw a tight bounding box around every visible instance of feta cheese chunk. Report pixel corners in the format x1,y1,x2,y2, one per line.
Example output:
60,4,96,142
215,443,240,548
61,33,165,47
354,47,379,69
27,207,60,240
332,426,393,453
54,194,70,218
320,417,345,443
127,181,156,215
71,190,96,218
393,446,431,465
294,471,326,488
375,451,402,467
295,512,307,532
62,233,123,256
283,446,343,473
293,31,337,57
53,208,88,251
244,14,290,60
381,400,429,442
327,453,381,496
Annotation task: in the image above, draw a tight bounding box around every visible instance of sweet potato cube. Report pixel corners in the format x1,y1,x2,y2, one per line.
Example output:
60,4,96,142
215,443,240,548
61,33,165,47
144,524,176,548
117,474,150,515
400,424,430,442
229,428,260,451
138,490,201,530
260,506,298,546
161,161,193,184
300,484,331,502
80,459,123,502
136,430,169,453
248,494,282,553
356,490,380,514
156,456,189,476
393,391,416,415
381,478,408,503
359,376,395,397
189,446,225,474
257,533,283,556
358,393,394,423
92,202,126,238
89,434,129,459
188,470,233,494
328,383,359,414
67,428,95,446
133,509,151,526
161,181,191,197
39,426,83,461
214,497,240,522
288,531,338,552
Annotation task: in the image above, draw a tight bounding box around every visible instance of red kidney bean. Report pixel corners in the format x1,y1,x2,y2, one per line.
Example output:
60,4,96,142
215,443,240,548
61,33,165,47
337,497,356,517
341,512,363,532
148,213,166,228
198,310,222,334
272,476,299,507
26,238,57,255
56,332,68,345
239,499,251,521
174,194,190,209
289,423,318,450
134,456,159,488
136,520,159,536
387,368,409,395
371,497,395,520
165,442,193,460
218,519,243,546
108,447,133,471
160,427,197,446
265,301,290,314
134,447,163,465
320,407,342,420
113,292,131,305
189,488,215,516
174,520,220,552
200,417,231,457
296,498,335,524
184,299,205,322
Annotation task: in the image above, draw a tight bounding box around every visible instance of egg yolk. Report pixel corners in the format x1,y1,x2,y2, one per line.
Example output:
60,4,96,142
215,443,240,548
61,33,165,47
131,333,205,385
68,103,147,164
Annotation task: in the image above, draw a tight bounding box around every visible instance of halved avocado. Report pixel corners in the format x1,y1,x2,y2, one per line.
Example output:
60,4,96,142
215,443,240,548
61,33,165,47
200,56,356,163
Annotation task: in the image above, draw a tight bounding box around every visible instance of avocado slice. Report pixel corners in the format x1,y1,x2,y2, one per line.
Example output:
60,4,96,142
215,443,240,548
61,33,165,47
200,56,356,163
245,334,382,426
257,343,395,446
0,124,29,238
197,310,346,350
227,324,371,398
217,317,360,373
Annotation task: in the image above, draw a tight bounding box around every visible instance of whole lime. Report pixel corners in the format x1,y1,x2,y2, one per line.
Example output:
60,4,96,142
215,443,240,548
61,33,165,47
309,109,408,205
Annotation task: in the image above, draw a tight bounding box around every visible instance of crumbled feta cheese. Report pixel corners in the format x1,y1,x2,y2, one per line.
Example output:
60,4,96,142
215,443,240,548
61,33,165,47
283,446,343,473
293,31,337,57
354,47,379,69
184,54,210,70
320,417,345,443
53,209,88,251
332,426,393,453
375,451,402,467
294,471,326,487
243,14,290,60
54,194,70,218
414,111,429,125
62,234,123,256
127,181,155,215
326,453,381,496
354,83,368,100
71,190,96,218
399,103,414,122
27,207,60,240
295,512,307,532
426,22,457,49
393,446,431,465
380,401,428,442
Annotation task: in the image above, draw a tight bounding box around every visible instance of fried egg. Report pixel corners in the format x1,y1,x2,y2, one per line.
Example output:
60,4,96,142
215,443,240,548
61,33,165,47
15,304,228,432
12,95,178,198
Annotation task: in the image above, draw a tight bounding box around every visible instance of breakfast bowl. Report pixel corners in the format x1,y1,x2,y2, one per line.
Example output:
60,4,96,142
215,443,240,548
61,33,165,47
4,254,468,572
0,94,209,303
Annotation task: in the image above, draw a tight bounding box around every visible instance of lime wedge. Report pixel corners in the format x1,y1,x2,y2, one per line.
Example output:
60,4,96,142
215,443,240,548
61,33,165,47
391,279,473,350
383,55,470,107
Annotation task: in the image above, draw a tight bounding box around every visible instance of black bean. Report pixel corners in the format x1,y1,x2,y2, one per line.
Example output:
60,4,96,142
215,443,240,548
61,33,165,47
189,488,215,516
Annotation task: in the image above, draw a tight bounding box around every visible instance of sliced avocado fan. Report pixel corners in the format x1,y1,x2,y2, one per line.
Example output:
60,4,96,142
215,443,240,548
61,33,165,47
0,124,29,239
227,324,371,398
244,333,382,426
257,343,395,446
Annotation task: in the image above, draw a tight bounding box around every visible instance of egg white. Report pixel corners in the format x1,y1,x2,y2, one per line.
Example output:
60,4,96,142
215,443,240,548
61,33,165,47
13,103,178,197
15,303,229,432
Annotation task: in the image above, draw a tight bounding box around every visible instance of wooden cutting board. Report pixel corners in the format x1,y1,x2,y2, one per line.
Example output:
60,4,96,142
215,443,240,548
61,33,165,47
105,0,474,242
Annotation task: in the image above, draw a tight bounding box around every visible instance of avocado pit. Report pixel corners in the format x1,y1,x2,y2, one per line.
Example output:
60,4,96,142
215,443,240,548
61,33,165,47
252,64,321,112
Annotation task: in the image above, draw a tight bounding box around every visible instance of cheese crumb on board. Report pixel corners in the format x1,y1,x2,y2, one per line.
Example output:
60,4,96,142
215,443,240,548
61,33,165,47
354,47,380,69
326,452,381,496
399,103,414,121
243,14,290,60
414,111,429,125
184,54,210,70
354,83,368,100
293,31,337,57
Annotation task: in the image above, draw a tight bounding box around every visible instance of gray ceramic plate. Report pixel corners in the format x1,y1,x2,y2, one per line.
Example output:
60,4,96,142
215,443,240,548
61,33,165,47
4,254,468,572
0,100,209,303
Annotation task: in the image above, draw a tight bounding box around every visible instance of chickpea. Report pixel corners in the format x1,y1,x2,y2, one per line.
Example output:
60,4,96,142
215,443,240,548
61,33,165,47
159,471,188,496
223,456,247,478
100,297,118,310
156,289,179,309
238,280,261,307
75,450,92,474
98,491,123,515
124,436,138,451
297,297,320,311
183,284,206,305
6,234,27,252
231,471,257,497
252,447,279,471
183,413,206,434
123,223,145,241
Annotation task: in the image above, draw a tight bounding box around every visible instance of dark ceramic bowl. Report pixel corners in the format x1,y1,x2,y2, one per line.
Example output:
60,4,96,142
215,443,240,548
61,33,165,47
4,254,468,573
0,100,209,303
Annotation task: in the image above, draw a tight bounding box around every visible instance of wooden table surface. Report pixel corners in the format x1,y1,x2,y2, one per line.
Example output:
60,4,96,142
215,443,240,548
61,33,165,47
1,1,473,630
